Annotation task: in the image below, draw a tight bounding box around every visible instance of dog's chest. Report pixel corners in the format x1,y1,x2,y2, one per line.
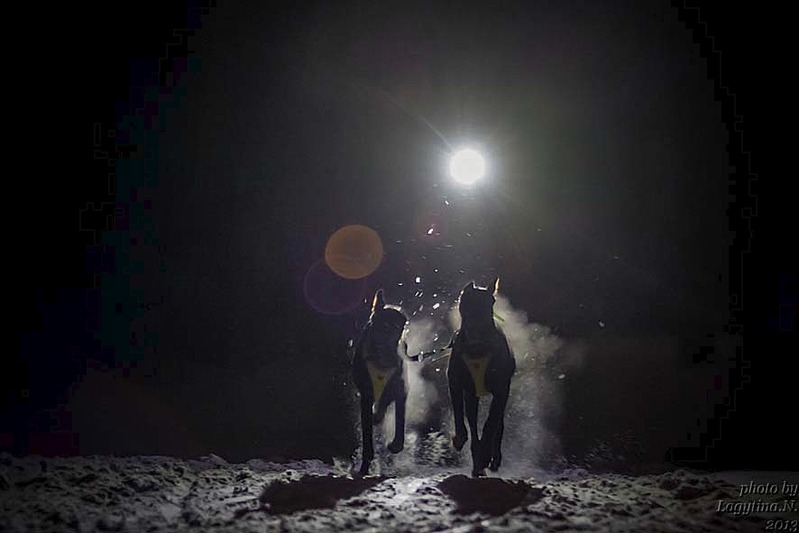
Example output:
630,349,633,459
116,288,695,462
366,361,397,404
462,350,493,397
362,340,401,404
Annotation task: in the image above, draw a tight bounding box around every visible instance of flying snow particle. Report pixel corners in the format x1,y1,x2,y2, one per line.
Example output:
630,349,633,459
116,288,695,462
599,321,605,328
432,303,440,309
427,228,434,235
415,276,421,283
558,374,566,380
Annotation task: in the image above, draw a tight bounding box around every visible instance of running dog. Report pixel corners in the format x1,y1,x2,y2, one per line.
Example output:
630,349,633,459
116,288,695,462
351,289,410,476
447,277,516,477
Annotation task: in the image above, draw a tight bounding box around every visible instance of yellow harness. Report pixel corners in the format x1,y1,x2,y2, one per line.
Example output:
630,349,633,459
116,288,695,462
464,352,493,397
366,361,397,405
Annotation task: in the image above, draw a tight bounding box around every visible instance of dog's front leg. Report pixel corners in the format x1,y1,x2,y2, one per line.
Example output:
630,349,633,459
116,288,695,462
464,392,483,477
489,418,504,472
387,382,406,454
448,364,468,450
359,394,375,476
479,384,509,473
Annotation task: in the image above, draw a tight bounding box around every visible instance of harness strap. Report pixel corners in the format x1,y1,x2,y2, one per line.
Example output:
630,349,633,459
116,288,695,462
458,328,500,397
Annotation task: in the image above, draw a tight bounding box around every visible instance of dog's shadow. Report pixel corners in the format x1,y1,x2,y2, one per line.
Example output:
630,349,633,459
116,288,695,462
259,474,385,514
437,475,544,515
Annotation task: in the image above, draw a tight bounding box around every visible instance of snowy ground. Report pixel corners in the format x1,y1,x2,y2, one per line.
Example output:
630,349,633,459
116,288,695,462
1,452,796,532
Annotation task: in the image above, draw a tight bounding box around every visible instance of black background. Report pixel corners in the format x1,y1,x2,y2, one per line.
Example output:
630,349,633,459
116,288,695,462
6,1,795,471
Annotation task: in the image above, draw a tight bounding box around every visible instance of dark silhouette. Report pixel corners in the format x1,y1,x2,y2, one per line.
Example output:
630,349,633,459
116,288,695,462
447,277,516,477
351,289,410,476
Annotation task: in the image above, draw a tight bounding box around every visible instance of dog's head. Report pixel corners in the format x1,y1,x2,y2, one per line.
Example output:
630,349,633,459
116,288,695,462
458,276,499,331
363,289,408,362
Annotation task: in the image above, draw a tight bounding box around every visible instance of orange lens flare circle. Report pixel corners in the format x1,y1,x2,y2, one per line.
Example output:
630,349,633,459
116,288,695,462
324,224,384,280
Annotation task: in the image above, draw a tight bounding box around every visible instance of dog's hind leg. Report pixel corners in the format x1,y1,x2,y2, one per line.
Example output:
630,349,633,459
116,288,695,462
358,394,375,476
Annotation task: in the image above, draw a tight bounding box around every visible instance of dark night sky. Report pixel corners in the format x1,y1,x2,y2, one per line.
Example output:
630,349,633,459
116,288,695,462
6,1,796,470
153,1,729,334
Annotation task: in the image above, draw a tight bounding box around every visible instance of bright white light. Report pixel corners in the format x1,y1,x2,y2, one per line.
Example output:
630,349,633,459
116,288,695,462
449,148,485,185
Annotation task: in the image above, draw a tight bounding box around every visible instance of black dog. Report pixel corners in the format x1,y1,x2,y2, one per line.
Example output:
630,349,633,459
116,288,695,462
351,289,410,476
447,277,516,477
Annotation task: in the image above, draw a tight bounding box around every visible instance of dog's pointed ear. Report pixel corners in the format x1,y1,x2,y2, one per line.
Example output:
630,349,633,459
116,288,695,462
492,276,500,297
461,281,475,294
371,289,385,314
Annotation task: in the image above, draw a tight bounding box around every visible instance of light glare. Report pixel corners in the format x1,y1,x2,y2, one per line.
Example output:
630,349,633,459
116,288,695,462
449,148,485,185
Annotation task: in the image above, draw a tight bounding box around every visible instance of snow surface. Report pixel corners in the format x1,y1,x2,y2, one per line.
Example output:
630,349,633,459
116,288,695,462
2,453,796,532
